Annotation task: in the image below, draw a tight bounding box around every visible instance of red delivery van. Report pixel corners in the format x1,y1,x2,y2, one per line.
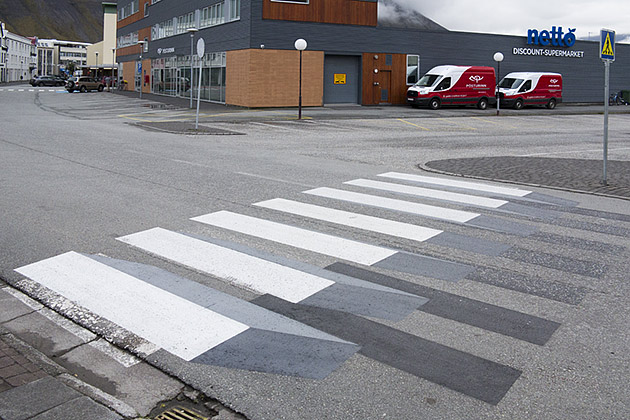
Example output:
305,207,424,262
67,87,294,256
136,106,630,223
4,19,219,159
407,65,496,110
498,72,562,109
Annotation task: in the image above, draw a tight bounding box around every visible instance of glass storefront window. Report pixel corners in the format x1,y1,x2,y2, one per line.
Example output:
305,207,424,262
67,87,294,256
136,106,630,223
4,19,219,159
151,52,226,103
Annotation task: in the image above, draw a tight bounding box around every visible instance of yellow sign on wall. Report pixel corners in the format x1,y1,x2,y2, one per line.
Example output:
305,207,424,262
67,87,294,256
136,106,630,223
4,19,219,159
334,74,347,85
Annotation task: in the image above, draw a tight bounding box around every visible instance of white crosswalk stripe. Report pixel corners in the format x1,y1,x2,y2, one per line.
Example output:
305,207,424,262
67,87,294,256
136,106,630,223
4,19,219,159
378,172,531,197
345,178,509,208
192,210,398,265
15,251,249,361
304,187,480,223
254,198,443,242
118,227,335,303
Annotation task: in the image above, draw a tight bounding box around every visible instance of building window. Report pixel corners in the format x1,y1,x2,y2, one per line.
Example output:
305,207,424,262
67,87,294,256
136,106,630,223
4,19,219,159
201,2,225,28
118,0,140,20
229,0,240,20
176,11,196,34
406,55,419,85
144,3,149,16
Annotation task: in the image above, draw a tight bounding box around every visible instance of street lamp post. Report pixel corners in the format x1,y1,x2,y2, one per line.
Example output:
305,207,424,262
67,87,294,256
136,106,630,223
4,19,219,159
137,40,146,99
294,38,307,120
95,52,99,79
187,28,199,108
111,48,116,92
493,52,504,116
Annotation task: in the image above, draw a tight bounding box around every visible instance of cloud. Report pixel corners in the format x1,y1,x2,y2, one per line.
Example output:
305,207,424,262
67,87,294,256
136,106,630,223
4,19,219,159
393,0,630,40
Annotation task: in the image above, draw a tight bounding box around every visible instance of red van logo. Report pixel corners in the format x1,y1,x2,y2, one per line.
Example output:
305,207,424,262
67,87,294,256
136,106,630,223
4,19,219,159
469,75,484,83
550,79,558,83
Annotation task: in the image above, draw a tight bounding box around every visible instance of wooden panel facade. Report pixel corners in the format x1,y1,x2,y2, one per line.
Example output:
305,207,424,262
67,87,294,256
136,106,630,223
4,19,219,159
361,53,408,105
263,0,377,26
227,49,324,107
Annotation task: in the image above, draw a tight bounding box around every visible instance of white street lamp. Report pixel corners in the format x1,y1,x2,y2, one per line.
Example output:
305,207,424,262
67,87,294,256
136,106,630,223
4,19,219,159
493,52,504,116
294,38,307,120
137,40,146,99
187,28,199,108
95,51,99,79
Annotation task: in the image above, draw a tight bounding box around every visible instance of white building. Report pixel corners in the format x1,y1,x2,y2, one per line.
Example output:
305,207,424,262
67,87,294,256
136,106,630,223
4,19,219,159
0,22,6,82
0,23,36,83
36,39,91,76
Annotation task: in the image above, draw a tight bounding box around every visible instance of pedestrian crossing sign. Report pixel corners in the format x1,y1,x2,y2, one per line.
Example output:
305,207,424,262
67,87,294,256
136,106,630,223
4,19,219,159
600,29,615,61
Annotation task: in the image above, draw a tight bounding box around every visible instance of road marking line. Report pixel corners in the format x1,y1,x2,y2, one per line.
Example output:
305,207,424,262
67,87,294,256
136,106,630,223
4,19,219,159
118,227,335,303
397,119,430,131
345,179,509,208
378,172,531,197
236,172,317,188
304,187,479,223
254,198,443,242
192,211,397,266
16,252,249,361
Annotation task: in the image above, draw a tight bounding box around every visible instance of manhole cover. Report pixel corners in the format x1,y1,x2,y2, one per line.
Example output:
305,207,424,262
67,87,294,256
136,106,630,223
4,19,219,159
155,406,209,420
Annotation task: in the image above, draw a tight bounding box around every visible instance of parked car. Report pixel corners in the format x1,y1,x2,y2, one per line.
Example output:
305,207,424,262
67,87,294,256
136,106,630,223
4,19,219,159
66,77,105,93
30,75,66,87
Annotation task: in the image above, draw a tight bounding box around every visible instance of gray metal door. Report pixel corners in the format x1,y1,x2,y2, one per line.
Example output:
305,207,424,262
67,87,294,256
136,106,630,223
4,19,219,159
324,55,360,104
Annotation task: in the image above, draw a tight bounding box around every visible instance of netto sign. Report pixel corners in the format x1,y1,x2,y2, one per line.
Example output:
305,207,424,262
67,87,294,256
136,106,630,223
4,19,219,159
527,26,577,47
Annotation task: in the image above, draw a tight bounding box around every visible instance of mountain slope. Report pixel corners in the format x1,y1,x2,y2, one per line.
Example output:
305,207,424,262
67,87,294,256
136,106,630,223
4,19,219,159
0,0,104,43
378,0,446,31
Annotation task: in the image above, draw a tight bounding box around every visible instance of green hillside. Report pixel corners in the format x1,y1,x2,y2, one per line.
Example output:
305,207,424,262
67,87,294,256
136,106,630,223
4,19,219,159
0,0,105,43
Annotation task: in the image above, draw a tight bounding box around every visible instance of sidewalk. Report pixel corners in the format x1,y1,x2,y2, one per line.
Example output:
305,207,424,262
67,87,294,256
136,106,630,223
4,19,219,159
0,281,122,420
0,280,245,420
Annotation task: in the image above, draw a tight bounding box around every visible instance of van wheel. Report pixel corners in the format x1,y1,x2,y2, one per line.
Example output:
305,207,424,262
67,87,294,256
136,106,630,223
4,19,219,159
477,98,488,110
80,85,87,93
428,98,441,110
546,98,557,109
98,85,104,92
513,99,524,110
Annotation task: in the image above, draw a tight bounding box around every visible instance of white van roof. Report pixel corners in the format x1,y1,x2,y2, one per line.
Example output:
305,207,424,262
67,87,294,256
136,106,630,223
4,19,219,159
504,72,562,79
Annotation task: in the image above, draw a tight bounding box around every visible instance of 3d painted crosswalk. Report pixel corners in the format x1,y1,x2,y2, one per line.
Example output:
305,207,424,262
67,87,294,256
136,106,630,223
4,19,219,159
16,170,612,405
378,172,579,207
191,210,475,281
304,186,538,235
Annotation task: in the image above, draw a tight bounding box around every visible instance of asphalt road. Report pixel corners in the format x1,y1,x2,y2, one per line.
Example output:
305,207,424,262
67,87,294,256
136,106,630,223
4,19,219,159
1,84,630,419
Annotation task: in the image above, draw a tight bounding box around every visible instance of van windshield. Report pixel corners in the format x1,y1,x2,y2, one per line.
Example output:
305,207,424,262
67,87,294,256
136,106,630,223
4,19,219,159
499,78,524,89
414,74,441,88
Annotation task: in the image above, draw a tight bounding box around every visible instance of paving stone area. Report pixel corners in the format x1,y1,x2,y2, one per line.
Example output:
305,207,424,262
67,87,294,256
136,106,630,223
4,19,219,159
0,336,47,392
424,157,630,198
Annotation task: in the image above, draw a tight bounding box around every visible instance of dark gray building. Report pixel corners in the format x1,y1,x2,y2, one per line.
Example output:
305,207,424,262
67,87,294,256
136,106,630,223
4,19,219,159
115,0,629,106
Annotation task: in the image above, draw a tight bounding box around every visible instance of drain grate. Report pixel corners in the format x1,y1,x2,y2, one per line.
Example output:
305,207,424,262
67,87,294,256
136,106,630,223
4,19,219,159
155,406,209,420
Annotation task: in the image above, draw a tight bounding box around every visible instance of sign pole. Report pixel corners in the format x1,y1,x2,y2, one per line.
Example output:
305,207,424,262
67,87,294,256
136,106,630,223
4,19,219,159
195,38,205,130
603,60,610,185
600,29,615,186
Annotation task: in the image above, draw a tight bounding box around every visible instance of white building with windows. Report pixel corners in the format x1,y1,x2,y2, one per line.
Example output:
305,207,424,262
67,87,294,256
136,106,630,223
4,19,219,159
36,39,91,77
0,24,36,83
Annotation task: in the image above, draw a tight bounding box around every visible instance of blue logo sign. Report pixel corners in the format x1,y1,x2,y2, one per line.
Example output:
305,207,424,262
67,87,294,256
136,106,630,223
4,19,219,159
527,26,576,47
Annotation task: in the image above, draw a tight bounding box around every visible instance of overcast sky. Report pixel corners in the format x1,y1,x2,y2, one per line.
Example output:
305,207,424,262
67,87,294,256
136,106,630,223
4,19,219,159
388,0,630,41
